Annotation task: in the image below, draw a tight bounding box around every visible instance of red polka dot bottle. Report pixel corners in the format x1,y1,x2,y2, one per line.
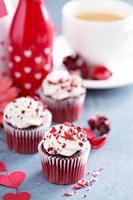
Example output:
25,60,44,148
8,0,53,96
0,0,14,72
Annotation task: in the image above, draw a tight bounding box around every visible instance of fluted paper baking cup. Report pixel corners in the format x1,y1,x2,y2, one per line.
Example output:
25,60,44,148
39,91,86,123
3,114,52,154
38,141,89,185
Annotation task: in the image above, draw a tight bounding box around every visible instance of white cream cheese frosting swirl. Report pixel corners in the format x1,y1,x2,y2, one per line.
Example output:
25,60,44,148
41,70,86,100
4,97,51,129
42,122,91,157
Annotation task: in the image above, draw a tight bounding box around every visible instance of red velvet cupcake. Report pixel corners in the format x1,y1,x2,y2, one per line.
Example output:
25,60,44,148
38,70,86,122
3,97,52,154
38,122,91,185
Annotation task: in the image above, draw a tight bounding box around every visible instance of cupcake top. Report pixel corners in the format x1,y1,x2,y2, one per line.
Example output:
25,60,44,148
41,70,86,100
41,122,91,157
4,97,50,129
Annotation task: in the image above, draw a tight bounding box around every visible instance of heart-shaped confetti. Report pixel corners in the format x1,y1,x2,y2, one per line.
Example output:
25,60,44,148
14,56,21,63
24,67,31,74
0,171,26,189
0,161,7,172
34,56,42,64
14,72,21,79
24,50,32,58
34,73,42,80
3,192,31,200
24,83,32,90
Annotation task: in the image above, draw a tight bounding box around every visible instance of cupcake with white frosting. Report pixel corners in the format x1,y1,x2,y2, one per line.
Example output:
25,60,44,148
3,97,52,154
38,122,91,185
38,70,86,122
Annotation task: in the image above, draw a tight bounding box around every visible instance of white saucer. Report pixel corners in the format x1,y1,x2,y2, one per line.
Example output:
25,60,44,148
53,35,133,89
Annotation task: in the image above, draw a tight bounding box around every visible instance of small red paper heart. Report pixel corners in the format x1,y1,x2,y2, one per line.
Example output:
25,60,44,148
0,171,26,189
0,161,7,172
3,192,31,200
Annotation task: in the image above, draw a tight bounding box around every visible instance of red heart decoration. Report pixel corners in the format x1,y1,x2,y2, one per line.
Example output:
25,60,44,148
0,171,26,189
3,192,31,200
0,161,7,172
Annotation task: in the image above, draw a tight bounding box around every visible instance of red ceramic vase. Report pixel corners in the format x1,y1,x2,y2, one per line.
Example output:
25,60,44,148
9,0,53,96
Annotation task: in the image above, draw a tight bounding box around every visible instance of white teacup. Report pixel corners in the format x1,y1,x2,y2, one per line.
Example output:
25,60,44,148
62,0,133,69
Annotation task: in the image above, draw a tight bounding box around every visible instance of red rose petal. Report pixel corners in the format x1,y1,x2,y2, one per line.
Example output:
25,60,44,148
83,128,96,140
92,66,112,80
0,171,26,189
90,134,107,149
3,192,31,200
0,161,7,172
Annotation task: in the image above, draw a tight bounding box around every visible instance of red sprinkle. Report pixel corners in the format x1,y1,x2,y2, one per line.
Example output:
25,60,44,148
62,143,66,148
47,147,54,152
78,180,91,187
55,135,59,140
67,89,72,93
74,185,82,190
64,132,73,140
79,142,83,147
21,110,25,114
64,191,73,196
92,171,100,178
50,127,56,133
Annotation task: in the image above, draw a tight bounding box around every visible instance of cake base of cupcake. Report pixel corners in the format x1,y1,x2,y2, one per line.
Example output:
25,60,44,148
39,92,86,123
4,121,51,154
38,141,89,185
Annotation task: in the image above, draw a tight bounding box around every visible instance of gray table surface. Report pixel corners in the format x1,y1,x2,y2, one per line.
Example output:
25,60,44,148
0,0,133,200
